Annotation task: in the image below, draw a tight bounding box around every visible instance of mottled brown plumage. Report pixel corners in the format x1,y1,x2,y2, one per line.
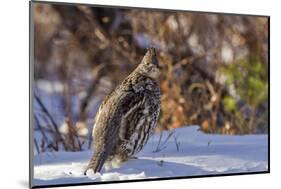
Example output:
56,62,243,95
86,48,161,173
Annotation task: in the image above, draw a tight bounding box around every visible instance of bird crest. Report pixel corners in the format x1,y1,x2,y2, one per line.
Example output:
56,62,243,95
140,47,159,68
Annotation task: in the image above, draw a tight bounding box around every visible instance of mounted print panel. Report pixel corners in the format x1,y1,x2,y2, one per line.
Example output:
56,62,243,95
30,1,269,188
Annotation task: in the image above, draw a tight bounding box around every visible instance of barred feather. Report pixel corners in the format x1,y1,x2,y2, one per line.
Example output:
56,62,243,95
86,48,161,173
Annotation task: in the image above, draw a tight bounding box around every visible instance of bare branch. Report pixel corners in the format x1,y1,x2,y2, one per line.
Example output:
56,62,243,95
153,130,175,153
34,93,67,150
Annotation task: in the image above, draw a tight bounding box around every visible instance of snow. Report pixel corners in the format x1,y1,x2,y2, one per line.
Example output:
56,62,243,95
86,169,101,180
32,126,268,187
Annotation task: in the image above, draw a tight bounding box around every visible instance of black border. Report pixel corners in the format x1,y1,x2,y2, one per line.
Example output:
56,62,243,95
29,1,33,188
29,0,270,188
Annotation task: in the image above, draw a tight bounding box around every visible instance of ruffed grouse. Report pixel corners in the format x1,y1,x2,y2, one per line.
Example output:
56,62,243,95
86,48,161,173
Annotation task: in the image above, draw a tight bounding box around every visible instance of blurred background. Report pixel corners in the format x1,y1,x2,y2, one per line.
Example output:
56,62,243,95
32,2,268,153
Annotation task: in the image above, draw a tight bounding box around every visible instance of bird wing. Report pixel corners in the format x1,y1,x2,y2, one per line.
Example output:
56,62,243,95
119,92,160,154
118,92,147,141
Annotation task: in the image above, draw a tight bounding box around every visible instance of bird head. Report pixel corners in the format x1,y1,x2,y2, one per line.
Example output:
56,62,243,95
137,47,160,79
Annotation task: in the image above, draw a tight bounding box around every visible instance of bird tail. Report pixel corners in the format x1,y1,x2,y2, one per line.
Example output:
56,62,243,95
87,151,107,173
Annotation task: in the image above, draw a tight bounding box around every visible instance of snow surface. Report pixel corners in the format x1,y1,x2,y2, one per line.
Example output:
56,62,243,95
32,126,268,187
